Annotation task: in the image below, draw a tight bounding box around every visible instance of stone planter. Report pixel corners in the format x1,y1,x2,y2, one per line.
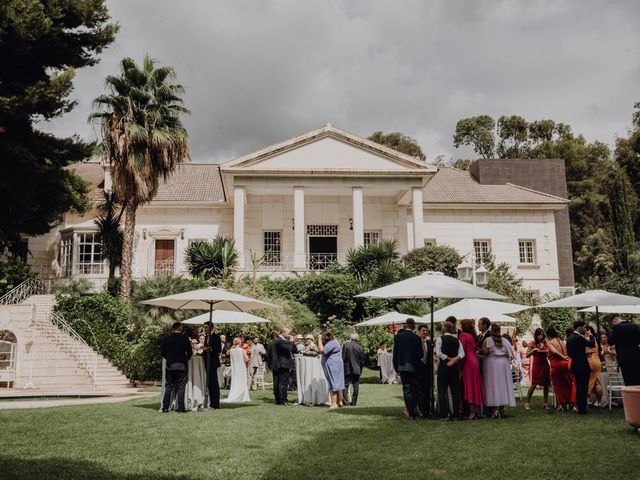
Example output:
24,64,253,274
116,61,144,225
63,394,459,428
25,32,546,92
622,386,640,432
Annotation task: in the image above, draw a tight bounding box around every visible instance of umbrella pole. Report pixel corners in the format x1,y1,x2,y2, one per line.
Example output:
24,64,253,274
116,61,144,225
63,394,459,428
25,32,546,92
429,296,435,417
595,306,599,335
209,302,213,323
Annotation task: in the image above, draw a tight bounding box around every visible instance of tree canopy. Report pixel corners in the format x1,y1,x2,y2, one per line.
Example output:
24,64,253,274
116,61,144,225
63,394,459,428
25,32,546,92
368,131,426,161
0,0,117,254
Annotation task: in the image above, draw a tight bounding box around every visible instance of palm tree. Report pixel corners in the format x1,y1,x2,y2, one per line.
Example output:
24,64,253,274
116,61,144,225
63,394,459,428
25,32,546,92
184,237,238,285
90,55,190,298
94,191,124,280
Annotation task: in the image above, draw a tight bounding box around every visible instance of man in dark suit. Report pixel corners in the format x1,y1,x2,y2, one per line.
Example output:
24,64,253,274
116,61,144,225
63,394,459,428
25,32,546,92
609,315,640,386
435,321,464,419
267,328,296,405
203,321,222,409
342,332,365,406
202,322,211,373
393,319,424,419
566,320,595,414
161,322,193,413
416,324,433,418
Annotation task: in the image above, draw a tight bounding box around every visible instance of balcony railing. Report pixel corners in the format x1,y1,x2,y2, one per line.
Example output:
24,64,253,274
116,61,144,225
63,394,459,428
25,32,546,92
155,257,175,277
308,253,339,270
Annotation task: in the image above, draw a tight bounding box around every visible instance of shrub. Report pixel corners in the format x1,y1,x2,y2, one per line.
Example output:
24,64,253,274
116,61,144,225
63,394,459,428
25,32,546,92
0,259,36,296
184,236,238,284
539,295,576,334
304,273,358,322
124,325,164,380
359,326,394,367
402,245,461,276
257,276,308,304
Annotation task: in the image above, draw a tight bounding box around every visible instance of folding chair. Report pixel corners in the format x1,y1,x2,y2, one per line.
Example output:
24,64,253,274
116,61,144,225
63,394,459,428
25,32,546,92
608,371,625,410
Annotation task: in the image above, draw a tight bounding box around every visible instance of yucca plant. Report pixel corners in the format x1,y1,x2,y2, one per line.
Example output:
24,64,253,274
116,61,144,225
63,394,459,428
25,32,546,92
94,191,124,279
185,236,238,284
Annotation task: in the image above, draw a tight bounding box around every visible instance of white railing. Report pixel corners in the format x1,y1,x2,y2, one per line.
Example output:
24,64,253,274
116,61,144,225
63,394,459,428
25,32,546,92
32,300,98,385
308,253,340,270
154,257,175,277
0,278,49,305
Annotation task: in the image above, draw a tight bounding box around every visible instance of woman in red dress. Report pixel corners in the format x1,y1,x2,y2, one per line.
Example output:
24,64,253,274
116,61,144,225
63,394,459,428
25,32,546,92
546,327,573,411
524,328,551,410
459,319,484,419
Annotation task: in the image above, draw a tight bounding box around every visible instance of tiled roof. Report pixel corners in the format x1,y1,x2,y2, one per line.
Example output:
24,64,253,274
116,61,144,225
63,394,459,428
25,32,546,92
423,167,568,205
68,162,226,204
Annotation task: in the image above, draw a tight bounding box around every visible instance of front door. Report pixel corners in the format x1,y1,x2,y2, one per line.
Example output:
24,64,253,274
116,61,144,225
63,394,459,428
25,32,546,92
307,225,338,270
154,239,175,276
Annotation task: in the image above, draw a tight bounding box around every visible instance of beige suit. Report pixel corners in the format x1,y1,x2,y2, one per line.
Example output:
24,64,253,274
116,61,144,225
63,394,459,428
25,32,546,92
248,343,267,390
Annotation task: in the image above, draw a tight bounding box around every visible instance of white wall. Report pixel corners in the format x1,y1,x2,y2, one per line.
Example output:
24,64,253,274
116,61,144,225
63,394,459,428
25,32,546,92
423,209,560,296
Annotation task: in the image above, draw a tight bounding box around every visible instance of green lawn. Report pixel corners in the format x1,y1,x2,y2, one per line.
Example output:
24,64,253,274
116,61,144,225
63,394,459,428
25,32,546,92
0,382,638,480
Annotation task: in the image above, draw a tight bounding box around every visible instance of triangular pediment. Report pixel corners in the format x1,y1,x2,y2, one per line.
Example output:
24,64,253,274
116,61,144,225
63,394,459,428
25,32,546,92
221,124,435,174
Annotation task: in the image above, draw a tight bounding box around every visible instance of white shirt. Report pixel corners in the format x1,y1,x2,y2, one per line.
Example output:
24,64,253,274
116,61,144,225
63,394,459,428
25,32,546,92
435,333,466,362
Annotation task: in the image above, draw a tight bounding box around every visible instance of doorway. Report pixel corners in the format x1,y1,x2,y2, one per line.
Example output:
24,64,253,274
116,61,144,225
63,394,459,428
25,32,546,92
154,239,175,276
307,225,338,270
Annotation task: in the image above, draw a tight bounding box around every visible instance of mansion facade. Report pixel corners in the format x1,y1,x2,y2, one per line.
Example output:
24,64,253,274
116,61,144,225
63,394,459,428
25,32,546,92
25,124,574,297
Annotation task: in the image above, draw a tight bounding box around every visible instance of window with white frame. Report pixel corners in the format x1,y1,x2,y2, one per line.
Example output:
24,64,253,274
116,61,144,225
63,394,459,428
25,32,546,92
523,289,540,304
263,231,281,266
473,239,492,262
518,239,537,264
424,238,436,247
363,231,380,246
59,234,73,278
77,232,104,274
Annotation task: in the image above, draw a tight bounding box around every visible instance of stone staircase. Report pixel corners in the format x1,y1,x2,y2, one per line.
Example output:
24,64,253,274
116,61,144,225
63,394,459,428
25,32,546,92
21,293,131,391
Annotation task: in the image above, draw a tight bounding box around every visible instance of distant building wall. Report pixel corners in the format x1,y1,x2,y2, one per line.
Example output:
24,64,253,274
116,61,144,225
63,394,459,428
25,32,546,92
470,158,574,291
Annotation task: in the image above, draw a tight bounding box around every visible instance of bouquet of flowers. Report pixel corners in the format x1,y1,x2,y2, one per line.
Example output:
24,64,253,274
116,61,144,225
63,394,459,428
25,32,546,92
191,338,204,356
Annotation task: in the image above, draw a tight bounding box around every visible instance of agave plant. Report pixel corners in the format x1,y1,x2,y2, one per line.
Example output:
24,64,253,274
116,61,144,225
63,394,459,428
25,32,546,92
184,236,238,284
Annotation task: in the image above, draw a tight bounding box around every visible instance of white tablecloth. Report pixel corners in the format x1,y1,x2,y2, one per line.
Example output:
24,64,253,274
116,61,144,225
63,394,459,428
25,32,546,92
378,352,398,384
160,356,206,411
295,355,330,406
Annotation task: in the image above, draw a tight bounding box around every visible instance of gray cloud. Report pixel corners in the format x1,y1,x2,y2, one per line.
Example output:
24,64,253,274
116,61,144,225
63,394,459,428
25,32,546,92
40,0,640,163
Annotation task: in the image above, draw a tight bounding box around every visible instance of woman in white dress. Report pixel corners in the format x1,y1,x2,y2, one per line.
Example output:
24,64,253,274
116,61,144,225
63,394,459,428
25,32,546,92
222,338,251,403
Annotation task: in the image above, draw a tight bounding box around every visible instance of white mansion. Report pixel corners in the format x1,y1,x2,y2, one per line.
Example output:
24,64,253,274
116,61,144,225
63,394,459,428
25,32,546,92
27,123,574,297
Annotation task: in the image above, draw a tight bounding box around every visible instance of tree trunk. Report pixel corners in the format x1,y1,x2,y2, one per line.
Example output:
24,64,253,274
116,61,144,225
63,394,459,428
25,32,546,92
108,262,116,280
119,202,137,299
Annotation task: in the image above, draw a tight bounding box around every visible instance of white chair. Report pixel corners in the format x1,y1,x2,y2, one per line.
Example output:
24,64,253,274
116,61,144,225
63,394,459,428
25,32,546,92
255,365,272,390
512,365,524,402
608,371,625,410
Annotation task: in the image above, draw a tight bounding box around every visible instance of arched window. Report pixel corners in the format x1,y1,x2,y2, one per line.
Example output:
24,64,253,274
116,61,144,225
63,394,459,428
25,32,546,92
0,330,17,387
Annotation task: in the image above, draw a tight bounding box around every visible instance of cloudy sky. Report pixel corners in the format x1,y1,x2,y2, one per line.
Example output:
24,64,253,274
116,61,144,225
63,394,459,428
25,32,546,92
41,0,639,163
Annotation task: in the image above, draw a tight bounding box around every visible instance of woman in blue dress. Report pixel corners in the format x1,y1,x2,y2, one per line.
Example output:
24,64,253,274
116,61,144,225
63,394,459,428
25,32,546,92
318,331,345,409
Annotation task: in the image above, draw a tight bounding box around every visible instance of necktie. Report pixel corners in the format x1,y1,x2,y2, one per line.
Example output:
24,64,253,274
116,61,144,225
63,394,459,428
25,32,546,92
422,340,428,363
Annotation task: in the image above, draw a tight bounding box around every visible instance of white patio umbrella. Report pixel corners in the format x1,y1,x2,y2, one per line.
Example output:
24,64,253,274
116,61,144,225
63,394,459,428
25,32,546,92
356,271,505,413
579,305,640,314
538,289,640,332
140,286,280,324
354,311,421,327
182,310,269,325
420,298,529,324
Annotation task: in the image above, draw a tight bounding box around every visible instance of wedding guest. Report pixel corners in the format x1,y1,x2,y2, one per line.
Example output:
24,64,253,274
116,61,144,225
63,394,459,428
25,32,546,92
477,317,492,417
161,322,193,413
222,338,250,403
203,321,222,409
524,328,551,410
480,324,516,418
459,319,484,420
318,331,346,410
586,326,603,407
567,321,595,414
248,336,267,391
342,332,365,406
600,333,617,369
416,325,433,418
266,329,296,405
295,334,305,353
435,321,464,419
303,335,318,356
393,319,424,419
546,327,573,411
202,322,211,373
520,341,531,385
609,314,640,385
377,343,387,381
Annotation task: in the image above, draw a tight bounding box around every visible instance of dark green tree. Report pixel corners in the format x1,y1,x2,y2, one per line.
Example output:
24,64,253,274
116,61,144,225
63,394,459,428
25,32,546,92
496,115,529,158
452,115,496,159
368,131,426,160
94,191,124,280
0,0,117,254
608,169,636,272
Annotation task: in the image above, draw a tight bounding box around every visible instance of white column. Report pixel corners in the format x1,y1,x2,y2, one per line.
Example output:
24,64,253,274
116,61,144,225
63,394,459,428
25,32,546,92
233,186,245,269
293,187,305,269
352,187,364,248
411,188,424,250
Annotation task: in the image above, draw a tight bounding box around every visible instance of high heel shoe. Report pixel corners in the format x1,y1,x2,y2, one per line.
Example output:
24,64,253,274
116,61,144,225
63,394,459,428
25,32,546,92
524,402,531,410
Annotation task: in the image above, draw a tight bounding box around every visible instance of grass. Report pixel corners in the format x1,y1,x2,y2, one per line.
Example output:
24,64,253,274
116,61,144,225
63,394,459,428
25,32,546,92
0,381,638,480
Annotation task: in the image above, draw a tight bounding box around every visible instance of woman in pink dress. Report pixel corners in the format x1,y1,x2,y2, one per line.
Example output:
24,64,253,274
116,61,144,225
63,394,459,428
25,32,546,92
459,319,484,420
